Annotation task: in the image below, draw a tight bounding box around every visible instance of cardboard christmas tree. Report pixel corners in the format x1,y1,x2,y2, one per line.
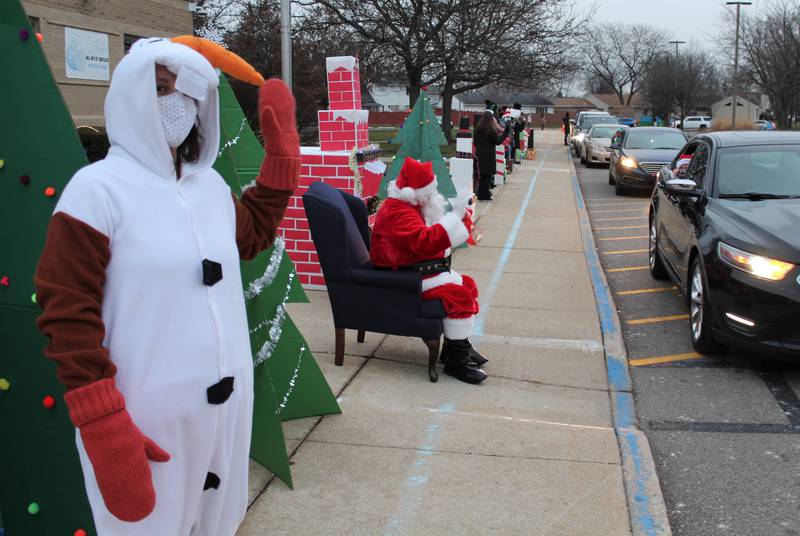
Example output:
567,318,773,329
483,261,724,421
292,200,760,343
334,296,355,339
215,75,341,485
0,3,96,534
378,90,456,199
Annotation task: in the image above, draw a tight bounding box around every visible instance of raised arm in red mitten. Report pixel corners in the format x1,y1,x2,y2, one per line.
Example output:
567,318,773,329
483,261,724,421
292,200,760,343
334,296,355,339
233,78,300,259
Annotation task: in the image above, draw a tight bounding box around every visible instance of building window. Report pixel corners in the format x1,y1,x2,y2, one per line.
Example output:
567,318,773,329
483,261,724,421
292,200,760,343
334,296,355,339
124,34,144,54
28,16,40,33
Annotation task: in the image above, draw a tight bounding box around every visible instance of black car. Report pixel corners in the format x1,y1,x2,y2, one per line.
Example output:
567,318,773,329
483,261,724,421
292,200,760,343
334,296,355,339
649,131,800,358
609,127,687,195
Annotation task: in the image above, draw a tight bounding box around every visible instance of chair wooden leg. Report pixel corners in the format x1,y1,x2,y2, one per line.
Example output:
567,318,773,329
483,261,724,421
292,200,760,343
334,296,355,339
357,330,365,343
335,328,345,366
422,339,440,383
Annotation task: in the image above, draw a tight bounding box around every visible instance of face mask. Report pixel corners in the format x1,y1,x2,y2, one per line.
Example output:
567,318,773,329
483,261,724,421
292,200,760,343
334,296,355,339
158,92,197,148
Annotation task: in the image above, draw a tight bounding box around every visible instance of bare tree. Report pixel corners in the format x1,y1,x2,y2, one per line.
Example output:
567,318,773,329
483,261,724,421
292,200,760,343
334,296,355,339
644,50,721,124
426,0,584,139
581,24,667,105
727,1,800,129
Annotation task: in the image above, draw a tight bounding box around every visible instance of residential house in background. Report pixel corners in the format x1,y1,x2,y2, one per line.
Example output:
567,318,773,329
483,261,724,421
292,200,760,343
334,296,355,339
584,93,650,120
21,0,194,128
369,80,443,111
454,89,554,114
712,96,761,124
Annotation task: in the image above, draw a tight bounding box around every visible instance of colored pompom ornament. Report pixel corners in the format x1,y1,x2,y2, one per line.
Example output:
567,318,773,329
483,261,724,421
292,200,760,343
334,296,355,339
31,292,37,304
44,186,56,197
36,33,44,43
42,395,56,409
19,28,29,41
0,378,10,391
0,276,9,287
74,529,88,536
19,175,30,185
27,502,40,515
0,159,5,169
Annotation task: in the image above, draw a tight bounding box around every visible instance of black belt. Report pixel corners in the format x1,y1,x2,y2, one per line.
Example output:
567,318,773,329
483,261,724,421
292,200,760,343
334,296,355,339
375,256,452,275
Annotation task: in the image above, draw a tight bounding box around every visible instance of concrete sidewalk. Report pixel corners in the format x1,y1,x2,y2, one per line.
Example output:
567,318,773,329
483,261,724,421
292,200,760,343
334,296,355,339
239,131,646,535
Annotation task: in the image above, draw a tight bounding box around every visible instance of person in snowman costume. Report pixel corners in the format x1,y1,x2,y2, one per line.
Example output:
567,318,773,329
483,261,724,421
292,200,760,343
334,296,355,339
34,37,298,534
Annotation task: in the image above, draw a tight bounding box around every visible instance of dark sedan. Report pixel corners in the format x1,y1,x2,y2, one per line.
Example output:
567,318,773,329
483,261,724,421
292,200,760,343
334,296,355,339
609,127,687,195
649,131,800,358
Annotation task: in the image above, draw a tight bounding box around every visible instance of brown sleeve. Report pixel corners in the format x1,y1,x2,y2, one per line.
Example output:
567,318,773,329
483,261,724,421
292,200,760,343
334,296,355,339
34,212,117,390
233,184,292,260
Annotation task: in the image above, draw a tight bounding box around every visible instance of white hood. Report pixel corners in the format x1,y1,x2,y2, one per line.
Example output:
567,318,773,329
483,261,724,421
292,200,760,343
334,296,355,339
104,37,220,179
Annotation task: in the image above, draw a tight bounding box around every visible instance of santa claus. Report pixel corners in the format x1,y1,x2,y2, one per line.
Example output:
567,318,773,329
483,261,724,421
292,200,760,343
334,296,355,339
371,158,488,384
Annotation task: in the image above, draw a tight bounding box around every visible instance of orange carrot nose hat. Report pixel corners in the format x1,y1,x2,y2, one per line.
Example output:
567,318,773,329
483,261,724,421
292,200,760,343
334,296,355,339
170,35,264,87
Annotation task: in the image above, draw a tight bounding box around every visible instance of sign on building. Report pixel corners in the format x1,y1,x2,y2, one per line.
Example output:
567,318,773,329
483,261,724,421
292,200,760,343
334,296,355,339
65,27,109,81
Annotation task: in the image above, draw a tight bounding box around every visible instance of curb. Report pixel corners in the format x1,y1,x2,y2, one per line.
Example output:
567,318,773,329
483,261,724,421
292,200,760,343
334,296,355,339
567,151,672,536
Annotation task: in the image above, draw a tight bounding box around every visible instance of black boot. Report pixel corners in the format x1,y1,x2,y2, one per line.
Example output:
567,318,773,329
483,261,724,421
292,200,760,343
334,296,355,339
440,339,488,366
442,339,487,384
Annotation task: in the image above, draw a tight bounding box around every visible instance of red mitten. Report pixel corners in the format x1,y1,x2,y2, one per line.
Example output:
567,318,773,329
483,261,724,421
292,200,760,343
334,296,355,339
257,78,300,191
64,378,170,522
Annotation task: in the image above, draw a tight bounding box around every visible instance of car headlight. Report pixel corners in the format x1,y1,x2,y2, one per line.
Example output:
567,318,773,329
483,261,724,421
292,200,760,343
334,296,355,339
718,242,795,281
575,132,586,143
620,156,637,168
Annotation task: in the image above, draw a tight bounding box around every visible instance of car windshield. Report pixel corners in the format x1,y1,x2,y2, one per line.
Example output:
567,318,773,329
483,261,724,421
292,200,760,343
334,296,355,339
625,130,685,149
589,126,620,138
583,116,618,130
717,146,800,197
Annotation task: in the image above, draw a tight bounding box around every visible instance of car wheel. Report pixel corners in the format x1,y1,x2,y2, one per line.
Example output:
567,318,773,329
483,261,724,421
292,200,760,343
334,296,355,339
608,168,615,185
689,258,722,355
648,219,668,279
580,148,586,164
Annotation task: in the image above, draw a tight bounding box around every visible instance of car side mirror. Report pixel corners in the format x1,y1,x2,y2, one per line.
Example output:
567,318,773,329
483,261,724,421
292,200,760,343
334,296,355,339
664,178,702,197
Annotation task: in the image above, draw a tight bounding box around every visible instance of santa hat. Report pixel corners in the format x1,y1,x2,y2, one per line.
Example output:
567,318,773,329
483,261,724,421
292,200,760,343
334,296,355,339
387,157,438,205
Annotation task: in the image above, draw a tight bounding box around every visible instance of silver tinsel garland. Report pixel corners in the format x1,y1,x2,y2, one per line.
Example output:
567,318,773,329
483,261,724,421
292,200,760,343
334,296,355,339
218,117,247,158
245,237,286,301
253,271,295,366
278,345,306,410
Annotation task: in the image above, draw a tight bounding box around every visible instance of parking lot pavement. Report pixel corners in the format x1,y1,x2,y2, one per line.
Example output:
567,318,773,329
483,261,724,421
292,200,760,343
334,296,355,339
573,154,800,536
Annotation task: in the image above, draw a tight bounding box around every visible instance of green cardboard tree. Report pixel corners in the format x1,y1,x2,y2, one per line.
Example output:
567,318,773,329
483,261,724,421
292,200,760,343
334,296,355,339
215,75,341,485
0,3,96,534
378,90,456,199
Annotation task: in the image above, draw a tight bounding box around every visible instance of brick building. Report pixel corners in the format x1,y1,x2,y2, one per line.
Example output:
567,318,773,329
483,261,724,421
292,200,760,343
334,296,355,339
21,0,193,127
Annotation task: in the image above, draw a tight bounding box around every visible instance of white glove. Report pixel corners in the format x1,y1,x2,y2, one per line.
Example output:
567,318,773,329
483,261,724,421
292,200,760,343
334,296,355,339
449,198,469,220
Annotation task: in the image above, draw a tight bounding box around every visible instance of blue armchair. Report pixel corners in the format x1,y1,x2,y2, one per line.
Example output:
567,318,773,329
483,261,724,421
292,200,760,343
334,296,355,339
303,182,445,382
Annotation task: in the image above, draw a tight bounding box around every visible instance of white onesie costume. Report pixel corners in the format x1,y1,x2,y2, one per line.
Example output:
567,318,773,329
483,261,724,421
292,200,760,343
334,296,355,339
46,39,265,534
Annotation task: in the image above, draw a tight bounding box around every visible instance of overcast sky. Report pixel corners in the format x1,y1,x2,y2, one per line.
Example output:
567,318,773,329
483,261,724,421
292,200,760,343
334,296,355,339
573,0,734,53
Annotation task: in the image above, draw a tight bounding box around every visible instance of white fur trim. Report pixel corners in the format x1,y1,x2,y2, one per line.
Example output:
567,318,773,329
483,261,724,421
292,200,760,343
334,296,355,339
438,212,469,248
386,179,438,206
421,269,463,292
444,316,474,340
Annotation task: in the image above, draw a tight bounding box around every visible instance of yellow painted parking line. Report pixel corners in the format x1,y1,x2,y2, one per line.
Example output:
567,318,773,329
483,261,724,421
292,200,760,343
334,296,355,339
589,208,649,214
617,286,677,296
603,249,649,255
595,225,647,231
607,266,649,272
598,235,648,241
627,314,689,325
630,352,703,367
592,216,647,222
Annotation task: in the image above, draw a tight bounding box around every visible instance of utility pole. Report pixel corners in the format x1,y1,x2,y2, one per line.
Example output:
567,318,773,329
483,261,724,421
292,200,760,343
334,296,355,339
280,0,292,89
669,41,685,125
727,1,751,129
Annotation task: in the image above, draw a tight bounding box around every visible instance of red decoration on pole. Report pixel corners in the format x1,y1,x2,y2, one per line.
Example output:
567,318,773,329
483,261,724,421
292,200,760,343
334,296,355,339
42,395,56,409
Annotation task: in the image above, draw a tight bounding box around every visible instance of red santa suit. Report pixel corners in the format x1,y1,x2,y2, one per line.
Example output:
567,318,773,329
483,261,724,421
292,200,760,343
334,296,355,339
370,158,478,341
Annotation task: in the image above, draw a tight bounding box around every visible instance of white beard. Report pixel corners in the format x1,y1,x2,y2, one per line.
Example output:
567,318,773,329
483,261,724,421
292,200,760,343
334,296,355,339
419,191,447,226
